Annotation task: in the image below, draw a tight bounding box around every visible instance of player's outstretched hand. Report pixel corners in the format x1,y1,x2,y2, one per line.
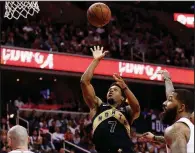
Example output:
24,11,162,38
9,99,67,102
113,73,127,89
139,132,154,142
157,69,171,80
90,46,109,60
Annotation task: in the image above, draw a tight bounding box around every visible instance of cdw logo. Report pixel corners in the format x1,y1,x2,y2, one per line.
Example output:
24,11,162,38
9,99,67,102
174,13,194,28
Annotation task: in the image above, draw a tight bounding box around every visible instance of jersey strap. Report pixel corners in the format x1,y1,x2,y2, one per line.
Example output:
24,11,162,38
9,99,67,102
92,108,131,138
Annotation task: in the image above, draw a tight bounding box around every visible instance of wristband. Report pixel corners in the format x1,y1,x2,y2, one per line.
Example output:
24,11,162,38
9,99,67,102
164,77,171,81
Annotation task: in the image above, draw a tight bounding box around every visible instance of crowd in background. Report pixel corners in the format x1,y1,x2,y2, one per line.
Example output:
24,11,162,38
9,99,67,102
1,3,194,68
0,108,166,153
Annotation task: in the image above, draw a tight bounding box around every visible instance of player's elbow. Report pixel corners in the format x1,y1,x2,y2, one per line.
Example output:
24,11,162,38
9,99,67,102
133,105,141,119
80,76,90,85
134,112,140,120
80,77,90,86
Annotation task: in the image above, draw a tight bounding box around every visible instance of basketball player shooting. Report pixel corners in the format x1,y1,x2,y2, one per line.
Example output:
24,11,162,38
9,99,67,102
140,70,194,153
7,125,34,153
80,46,140,153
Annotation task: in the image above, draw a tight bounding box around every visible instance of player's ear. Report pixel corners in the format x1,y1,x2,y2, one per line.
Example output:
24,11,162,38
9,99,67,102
7,137,11,147
121,96,124,102
178,104,185,113
28,136,31,144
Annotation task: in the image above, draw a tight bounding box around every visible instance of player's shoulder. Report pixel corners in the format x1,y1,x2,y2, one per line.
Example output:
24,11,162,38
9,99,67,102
166,122,189,132
164,122,190,141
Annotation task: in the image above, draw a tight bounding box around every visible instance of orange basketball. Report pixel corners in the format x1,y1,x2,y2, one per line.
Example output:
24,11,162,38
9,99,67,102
87,2,111,28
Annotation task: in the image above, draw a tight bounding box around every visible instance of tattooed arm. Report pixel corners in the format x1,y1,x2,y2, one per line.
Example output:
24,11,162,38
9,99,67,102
153,135,166,143
164,77,174,98
164,123,190,153
158,70,175,98
140,132,165,143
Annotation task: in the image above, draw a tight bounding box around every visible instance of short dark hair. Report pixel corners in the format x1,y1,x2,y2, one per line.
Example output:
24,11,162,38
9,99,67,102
174,89,194,113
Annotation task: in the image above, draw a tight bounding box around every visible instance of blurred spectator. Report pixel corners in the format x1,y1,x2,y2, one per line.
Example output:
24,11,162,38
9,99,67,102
0,131,8,152
14,97,24,108
29,129,42,152
64,129,73,142
84,115,92,127
52,127,64,151
73,132,81,145
67,121,80,135
41,134,56,153
40,121,49,134
0,117,7,131
49,120,56,133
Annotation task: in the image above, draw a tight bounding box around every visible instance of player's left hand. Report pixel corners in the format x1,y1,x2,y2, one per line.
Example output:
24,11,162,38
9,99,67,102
139,132,154,142
157,69,171,80
90,46,109,60
113,73,127,89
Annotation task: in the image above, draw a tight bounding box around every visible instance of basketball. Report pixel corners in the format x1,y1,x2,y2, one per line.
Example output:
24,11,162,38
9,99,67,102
87,2,111,28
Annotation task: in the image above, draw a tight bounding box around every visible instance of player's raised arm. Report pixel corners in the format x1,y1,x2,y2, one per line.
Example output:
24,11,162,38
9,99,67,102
112,74,140,123
158,70,175,98
80,46,108,110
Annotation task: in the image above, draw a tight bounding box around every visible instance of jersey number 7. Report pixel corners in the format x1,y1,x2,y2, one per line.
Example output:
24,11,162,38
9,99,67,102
108,121,117,133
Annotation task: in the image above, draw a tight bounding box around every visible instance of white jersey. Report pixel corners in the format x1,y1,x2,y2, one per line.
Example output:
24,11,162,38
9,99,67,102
166,118,194,153
9,151,34,153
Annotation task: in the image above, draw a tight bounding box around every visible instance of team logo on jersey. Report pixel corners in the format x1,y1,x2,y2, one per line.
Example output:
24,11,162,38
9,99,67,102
92,108,131,138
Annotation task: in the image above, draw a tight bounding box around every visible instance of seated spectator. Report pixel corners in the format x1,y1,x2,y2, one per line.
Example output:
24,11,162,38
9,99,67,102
0,131,8,153
40,120,49,134
52,126,64,151
64,129,73,142
49,120,56,133
41,134,56,153
29,129,42,152
0,117,7,131
67,120,80,135
73,132,81,145
84,115,92,127
134,143,139,153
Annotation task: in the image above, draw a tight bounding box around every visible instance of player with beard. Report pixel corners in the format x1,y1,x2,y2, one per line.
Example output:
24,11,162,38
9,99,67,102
80,46,140,153
140,70,194,153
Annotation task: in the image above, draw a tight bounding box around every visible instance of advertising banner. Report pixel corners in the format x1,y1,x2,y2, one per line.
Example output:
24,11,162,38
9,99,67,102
1,46,193,85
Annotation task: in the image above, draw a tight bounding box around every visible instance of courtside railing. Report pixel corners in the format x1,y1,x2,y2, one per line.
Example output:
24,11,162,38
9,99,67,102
17,108,90,153
63,140,90,153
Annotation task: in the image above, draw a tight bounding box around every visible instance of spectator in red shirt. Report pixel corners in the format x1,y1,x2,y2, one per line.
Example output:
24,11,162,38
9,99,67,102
64,129,73,142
